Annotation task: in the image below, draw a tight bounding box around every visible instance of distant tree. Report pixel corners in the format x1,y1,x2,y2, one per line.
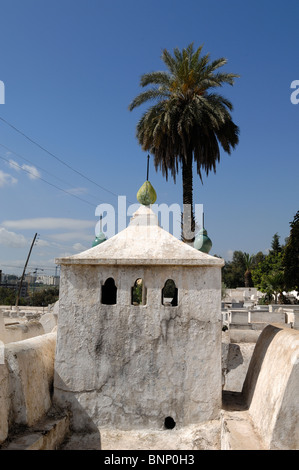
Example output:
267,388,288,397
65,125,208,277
283,210,299,293
265,271,285,304
252,233,286,303
222,251,263,288
29,287,59,306
270,233,282,256
254,251,266,265
0,287,16,305
6,274,18,281
243,252,255,288
222,251,246,288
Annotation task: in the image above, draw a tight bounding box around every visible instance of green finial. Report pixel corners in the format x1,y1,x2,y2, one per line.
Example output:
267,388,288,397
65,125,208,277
194,214,212,253
92,231,106,247
137,180,157,205
92,215,107,247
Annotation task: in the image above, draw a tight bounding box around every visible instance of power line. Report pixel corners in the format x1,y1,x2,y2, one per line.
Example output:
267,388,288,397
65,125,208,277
0,116,123,200
0,153,96,207
1,264,59,272
0,142,101,203
0,152,121,216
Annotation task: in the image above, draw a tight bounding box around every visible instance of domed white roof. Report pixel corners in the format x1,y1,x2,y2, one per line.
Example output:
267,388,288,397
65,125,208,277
55,205,224,267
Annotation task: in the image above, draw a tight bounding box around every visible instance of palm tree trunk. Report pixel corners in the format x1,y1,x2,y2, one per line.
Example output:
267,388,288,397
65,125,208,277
181,153,195,243
245,270,253,288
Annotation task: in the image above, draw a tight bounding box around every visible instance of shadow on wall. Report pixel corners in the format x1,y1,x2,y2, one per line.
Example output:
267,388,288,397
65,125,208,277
53,374,101,450
227,344,244,371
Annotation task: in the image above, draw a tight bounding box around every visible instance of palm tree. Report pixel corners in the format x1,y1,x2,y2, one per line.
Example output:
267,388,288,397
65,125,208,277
129,43,239,242
243,252,254,288
265,271,285,304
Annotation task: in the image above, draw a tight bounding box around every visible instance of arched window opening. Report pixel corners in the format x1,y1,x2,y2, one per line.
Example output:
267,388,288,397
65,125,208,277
162,279,178,306
131,278,146,305
101,277,117,305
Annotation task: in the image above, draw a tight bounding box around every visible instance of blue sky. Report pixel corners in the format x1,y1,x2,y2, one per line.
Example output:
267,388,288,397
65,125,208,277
0,0,298,276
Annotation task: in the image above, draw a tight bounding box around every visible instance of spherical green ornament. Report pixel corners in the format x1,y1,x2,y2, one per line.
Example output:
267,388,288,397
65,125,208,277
136,180,157,205
92,231,106,247
194,228,212,254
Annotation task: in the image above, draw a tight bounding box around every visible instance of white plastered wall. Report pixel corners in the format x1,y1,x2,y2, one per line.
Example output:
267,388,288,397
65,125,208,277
54,263,222,431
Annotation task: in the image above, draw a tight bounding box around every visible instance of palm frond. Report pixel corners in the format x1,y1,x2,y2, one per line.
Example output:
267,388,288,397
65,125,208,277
140,71,172,88
128,88,170,111
161,49,178,75
207,57,227,72
212,71,240,86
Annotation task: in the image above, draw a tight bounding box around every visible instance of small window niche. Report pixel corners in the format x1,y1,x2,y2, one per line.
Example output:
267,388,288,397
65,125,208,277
131,278,146,306
162,279,178,307
164,416,176,429
101,277,117,305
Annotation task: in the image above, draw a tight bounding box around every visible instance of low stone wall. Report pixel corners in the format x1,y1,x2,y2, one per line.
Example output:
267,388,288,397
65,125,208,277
222,306,299,346
0,307,57,344
242,324,299,449
0,332,57,445
269,304,299,312
3,321,45,344
249,310,285,324
229,309,248,325
0,306,44,319
223,305,299,327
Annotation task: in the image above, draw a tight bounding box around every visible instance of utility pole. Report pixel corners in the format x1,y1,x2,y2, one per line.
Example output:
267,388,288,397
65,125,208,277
15,233,37,308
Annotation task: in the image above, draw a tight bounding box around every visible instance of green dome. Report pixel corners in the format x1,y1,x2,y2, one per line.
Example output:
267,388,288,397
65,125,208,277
92,231,107,247
136,180,157,205
194,228,212,254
